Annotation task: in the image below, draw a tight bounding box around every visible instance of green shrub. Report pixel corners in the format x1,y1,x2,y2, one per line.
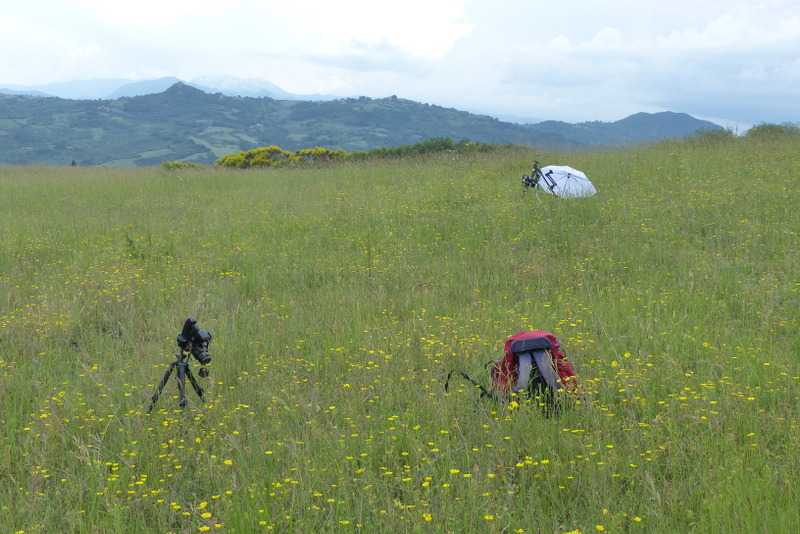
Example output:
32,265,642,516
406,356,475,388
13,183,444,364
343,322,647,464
215,145,293,169
214,138,500,169
745,122,800,139
160,160,206,170
293,147,347,163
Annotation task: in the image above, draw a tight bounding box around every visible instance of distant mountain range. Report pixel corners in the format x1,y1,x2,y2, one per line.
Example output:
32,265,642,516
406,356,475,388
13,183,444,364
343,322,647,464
1,75,338,102
0,79,723,167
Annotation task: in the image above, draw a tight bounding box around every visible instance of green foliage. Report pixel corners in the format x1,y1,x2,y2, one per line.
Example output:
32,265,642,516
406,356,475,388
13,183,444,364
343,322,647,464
686,127,737,145
213,151,247,168
215,138,498,168
160,160,206,170
294,146,347,163
1,135,798,532
745,122,800,139
215,146,348,169
215,145,291,168
363,136,498,158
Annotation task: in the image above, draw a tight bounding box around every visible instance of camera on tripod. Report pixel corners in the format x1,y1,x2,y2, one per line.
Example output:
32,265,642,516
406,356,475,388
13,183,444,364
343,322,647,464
148,317,214,413
177,317,212,365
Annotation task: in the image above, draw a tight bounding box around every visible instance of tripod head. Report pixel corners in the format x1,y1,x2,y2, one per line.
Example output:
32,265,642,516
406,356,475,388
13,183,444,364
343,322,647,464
174,347,210,377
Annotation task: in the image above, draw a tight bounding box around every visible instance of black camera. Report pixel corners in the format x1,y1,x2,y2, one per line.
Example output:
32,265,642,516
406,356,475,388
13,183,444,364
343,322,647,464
177,317,212,365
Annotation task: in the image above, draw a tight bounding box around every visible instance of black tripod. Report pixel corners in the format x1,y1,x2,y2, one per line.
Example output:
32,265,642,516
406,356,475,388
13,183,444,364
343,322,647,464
148,349,205,413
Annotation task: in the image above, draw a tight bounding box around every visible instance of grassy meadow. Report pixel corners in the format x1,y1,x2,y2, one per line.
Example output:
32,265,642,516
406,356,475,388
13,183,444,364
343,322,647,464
0,135,798,533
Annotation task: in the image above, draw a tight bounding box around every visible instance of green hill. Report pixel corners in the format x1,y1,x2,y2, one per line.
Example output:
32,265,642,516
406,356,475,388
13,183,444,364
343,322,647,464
0,82,722,167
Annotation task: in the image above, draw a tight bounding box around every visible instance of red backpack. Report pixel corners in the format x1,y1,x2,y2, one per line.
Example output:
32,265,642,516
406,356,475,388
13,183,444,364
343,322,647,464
492,330,578,395
445,330,578,400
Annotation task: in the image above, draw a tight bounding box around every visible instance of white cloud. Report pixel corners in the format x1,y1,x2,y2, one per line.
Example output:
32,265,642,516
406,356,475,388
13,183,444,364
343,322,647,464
210,0,474,60
591,27,624,49
73,0,242,28
1,0,798,126
302,0,474,59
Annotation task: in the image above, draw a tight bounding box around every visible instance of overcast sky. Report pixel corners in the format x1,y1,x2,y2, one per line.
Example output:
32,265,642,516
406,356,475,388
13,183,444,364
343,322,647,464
2,0,799,128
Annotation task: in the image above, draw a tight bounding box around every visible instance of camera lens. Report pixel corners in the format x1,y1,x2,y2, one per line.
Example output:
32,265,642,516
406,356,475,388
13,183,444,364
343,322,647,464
192,346,211,365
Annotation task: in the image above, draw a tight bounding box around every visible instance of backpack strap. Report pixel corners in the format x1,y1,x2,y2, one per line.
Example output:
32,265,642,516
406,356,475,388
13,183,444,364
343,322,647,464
516,352,533,391
530,349,563,391
444,369,496,399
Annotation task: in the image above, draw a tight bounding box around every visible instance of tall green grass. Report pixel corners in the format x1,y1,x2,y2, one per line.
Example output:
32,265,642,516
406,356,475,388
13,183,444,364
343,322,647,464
1,136,798,533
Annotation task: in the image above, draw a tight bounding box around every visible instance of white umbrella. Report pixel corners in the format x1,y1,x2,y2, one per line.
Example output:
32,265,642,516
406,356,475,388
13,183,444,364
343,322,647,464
523,163,597,198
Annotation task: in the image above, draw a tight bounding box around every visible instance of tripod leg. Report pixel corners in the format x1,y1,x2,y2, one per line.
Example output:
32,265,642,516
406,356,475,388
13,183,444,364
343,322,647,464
177,362,188,410
184,367,205,402
148,362,176,413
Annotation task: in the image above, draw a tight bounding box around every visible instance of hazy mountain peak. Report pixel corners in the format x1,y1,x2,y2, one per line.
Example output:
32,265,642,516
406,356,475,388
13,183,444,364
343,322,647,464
106,77,183,99
190,75,290,98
